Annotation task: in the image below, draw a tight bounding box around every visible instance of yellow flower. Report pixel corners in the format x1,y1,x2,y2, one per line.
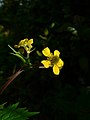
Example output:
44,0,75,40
41,47,64,75
14,38,33,53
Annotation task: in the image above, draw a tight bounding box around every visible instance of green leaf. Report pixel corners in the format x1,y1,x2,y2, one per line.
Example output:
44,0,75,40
0,103,40,120
10,52,26,63
8,44,26,63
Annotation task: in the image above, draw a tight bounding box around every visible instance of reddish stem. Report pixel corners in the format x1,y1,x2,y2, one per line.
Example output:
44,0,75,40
0,69,24,95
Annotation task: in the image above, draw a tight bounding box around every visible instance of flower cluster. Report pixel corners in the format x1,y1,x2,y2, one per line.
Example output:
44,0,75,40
14,38,33,54
9,38,64,75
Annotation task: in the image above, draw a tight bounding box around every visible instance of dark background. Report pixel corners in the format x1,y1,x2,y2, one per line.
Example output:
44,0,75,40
0,0,90,119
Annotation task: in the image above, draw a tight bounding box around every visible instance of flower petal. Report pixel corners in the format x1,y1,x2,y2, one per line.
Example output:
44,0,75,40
41,60,51,68
54,50,60,57
42,47,51,57
53,64,60,75
28,39,33,45
25,47,29,53
57,59,64,68
19,40,25,46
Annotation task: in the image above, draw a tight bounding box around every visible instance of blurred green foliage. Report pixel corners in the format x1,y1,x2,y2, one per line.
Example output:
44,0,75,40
0,0,90,120
0,102,39,120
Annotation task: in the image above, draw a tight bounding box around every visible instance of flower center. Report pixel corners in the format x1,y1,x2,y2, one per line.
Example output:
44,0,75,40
48,55,59,65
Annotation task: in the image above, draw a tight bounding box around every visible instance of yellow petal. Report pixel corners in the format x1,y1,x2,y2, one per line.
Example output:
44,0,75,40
53,64,60,75
28,39,33,45
41,60,51,68
57,59,64,68
42,47,51,57
25,47,29,52
24,38,28,42
54,50,60,57
29,45,33,49
19,40,26,47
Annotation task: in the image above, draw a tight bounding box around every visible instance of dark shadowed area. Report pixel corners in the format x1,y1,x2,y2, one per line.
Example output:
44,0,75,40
0,0,90,120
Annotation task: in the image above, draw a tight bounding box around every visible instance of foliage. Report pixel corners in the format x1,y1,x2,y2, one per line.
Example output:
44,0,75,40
0,102,39,120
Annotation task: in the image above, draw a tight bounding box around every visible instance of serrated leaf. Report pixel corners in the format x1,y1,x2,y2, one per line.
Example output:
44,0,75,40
0,103,40,120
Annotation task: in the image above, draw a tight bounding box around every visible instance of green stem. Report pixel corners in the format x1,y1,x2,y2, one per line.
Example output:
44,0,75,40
8,45,17,53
